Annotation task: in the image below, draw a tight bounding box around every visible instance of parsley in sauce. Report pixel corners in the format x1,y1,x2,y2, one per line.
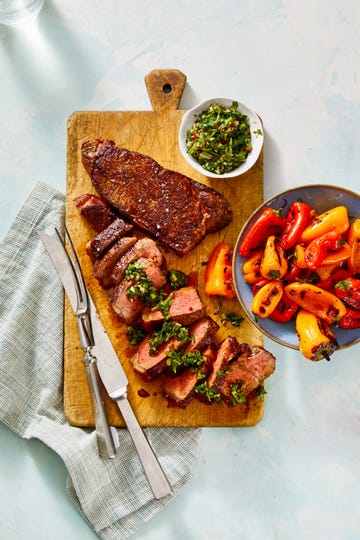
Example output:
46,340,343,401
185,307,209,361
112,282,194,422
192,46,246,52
186,101,252,175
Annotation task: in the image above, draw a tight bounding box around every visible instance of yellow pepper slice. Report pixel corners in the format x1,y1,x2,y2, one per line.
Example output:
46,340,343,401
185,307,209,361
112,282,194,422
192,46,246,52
284,282,346,324
251,281,283,318
296,309,337,362
260,235,288,280
300,206,349,244
347,218,360,246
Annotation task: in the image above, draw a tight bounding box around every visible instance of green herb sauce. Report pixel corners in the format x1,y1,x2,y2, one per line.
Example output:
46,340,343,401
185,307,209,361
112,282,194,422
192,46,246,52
186,101,253,175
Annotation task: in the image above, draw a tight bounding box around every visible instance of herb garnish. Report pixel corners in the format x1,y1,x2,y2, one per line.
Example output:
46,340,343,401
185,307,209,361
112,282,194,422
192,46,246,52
220,312,244,327
185,101,253,175
125,261,164,306
166,348,204,374
194,382,222,403
149,320,191,354
168,269,188,290
125,325,146,346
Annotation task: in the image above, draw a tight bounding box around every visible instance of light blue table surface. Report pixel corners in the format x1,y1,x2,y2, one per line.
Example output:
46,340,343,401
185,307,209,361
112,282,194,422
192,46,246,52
1,1,359,539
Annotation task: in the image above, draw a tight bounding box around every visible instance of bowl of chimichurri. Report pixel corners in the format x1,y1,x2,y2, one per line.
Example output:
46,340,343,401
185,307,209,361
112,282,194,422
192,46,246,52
178,98,264,178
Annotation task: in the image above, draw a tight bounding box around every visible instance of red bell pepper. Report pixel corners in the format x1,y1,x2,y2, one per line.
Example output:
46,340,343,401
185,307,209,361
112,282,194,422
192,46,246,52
334,277,360,310
339,307,360,329
304,230,342,269
316,269,352,292
280,201,312,250
269,293,298,323
239,207,285,258
205,242,236,299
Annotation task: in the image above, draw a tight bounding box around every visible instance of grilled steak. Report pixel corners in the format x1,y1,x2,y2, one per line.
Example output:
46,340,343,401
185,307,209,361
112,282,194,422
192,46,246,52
111,237,165,285
211,345,276,402
81,139,233,255
93,236,137,288
141,286,204,329
207,336,242,389
163,346,216,406
110,258,167,324
87,217,133,260
131,336,182,380
74,193,116,232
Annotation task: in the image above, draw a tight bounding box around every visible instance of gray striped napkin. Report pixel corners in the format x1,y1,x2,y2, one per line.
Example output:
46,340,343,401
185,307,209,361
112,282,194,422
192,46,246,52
0,181,200,539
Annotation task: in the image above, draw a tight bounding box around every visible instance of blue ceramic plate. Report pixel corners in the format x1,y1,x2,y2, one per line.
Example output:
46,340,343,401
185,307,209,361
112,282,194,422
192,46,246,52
233,184,360,350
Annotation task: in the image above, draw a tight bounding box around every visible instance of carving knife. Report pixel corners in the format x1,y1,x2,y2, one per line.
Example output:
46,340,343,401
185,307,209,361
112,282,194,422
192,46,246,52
39,230,172,500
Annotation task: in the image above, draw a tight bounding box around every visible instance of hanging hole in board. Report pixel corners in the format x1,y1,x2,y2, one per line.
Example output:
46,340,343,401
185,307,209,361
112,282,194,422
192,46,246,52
162,83,172,94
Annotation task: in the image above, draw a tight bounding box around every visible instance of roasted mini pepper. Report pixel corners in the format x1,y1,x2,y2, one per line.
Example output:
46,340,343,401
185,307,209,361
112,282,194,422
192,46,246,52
348,239,360,274
280,201,312,250
242,250,263,284
339,307,360,329
251,280,283,318
294,243,308,269
296,309,337,361
205,242,236,299
269,292,298,323
284,282,347,324
300,205,349,244
316,269,352,291
260,235,288,279
347,218,360,246
304,230,342,269
239,207,285,258
334,277,360,310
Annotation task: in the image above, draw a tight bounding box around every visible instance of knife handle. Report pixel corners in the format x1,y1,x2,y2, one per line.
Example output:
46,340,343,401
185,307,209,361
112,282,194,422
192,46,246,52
114,396,172,499
83,354,117,459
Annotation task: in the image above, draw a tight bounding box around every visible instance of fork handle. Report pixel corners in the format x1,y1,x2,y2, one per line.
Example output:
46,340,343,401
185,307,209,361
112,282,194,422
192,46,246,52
83,355,117,459
114,396,172,499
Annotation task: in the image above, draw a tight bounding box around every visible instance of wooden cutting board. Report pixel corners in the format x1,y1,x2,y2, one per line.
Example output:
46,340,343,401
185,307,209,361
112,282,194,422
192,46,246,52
65,69,264,428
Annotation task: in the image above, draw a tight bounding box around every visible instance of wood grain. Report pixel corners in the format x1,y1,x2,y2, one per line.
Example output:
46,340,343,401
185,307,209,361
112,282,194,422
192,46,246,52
64,69,265,427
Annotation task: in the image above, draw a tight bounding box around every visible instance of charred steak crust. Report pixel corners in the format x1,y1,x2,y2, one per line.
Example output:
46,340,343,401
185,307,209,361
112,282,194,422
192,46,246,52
81,139,233,255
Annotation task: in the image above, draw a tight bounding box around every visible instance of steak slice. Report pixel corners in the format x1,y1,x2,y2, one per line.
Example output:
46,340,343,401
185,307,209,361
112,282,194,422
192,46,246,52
212,345,276,403
206,336,242,389
87,217,133,259
131,336,181,381
111,237,165,285
93,236,137,288
110,258,167,324
186,316,219,352
81,139,232,255
141,286,204,329
74,193,116,232
163,346,216,406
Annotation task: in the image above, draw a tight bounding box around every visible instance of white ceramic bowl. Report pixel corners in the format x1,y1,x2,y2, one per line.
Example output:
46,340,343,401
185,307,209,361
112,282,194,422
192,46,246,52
178,98,264,179
232,184,360,351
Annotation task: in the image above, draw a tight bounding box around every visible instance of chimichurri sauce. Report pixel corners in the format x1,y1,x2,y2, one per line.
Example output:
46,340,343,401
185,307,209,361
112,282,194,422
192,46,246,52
185,101,252,175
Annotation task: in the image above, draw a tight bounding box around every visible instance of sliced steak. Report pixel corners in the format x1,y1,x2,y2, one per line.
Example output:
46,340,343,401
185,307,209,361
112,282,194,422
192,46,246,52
186,316,219,352
212,345,276,402
87,217,133,259
141,286,204,329
163,346,216,406
74,193,116,232
93,236,137,288
81,139,232,255
131,336,181,381
111,237,165,285
110,258,167,324
207,336,242,389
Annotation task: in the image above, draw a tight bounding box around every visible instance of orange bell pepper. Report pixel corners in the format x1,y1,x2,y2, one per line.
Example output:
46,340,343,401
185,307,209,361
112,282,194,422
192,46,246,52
260,235,288,279
251,281,283,318
205,242,235,299
242,250,263,284
296,309,337,361
348,240,360,274
284,282,347,324
347,218,360,246
300,205,349,244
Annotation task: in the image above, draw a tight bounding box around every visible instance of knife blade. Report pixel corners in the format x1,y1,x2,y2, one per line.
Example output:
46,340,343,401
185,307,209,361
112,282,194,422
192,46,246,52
39,230,172,499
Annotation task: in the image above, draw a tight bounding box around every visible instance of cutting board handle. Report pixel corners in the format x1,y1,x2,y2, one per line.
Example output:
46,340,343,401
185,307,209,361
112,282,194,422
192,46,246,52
145,69,187,113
